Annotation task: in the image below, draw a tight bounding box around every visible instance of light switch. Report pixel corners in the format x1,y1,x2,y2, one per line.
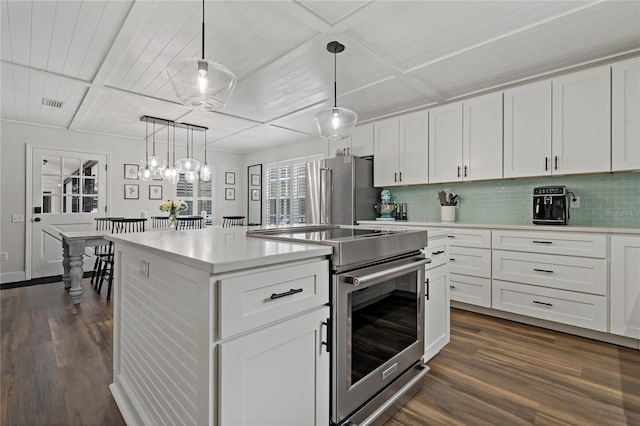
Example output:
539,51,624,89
139,260,149,277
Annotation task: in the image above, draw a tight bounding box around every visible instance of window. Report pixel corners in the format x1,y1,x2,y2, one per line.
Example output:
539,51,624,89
265,155,319,225
41,155,100,213
176,170,215,217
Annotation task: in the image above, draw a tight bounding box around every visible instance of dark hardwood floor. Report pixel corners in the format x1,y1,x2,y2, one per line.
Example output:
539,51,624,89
2,280,639,425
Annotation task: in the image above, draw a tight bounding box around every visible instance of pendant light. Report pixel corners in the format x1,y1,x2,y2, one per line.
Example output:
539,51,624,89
148,121,166,173
162,122,179,184
199,129,212,182
315,41,357,140
166,0,237,110
138,118,153,181
177,126,201,183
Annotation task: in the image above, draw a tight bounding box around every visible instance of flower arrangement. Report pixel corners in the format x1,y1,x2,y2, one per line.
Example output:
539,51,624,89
160,199,188,228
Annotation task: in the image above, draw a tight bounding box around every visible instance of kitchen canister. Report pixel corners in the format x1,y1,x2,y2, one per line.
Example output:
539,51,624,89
441,206,456,223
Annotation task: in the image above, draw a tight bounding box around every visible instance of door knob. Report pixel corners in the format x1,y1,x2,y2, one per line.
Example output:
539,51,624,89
33,217,41,222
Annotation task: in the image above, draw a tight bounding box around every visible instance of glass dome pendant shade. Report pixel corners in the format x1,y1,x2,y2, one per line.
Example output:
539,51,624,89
315,41,357,141
166,0,236,110
148,121,167,174
138,119,154,181
162,123,179,184
200,129,212,182
176,127,201,174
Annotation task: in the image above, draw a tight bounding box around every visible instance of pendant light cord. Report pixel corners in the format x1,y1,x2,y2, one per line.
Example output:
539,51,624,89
145,118,149,164
204,129,208,163
333,51,337,108
201,0,205,60
172,123,176,166
191,128,195,159
152,122,156,156
166,122,170,161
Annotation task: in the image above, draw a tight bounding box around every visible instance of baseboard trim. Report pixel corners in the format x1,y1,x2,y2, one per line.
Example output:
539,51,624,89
1,271,93,290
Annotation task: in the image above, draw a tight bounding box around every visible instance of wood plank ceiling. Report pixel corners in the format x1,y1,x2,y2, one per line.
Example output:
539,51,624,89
1,0,639,153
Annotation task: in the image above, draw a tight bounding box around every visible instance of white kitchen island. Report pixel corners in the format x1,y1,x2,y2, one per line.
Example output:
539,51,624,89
106,226,333,426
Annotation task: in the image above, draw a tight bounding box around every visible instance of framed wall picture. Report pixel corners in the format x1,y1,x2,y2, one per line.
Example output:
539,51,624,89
124,184,139,199
149,185,163,200
251,173,260,186
225,172,235,185
124,164,139,179
251,188,260,201
225,188,235,200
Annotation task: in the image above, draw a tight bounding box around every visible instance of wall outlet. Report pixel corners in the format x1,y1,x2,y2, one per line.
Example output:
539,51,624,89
139,260,149,277
570,196,580,208
0,252,8,261
11,214,24,223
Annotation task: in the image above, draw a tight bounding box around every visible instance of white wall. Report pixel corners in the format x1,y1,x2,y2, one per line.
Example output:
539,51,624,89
0,120,242,283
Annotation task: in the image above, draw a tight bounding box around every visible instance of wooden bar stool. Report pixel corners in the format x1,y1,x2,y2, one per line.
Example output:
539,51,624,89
222,216,245,227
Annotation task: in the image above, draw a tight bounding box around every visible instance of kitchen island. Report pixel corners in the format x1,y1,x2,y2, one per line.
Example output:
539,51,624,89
106,226,332,426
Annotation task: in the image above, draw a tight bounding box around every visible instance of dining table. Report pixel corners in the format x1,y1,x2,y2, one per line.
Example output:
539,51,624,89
59,229,110,304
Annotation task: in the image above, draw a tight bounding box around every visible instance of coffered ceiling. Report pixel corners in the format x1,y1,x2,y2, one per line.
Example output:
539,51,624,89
2,0,639,153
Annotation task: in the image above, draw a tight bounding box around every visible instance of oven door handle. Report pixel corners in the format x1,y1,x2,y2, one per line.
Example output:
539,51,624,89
346,258,430,286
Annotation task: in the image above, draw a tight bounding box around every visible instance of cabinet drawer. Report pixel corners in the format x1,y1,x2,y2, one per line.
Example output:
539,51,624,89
448,246,491,278
492,230,606,258
446,229,491,248
449,274,491,307
492,280,607,332
492,250,607,295
219,260,329,339
423,243,447,270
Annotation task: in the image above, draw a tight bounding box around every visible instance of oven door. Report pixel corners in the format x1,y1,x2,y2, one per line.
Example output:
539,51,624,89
331,254,428,424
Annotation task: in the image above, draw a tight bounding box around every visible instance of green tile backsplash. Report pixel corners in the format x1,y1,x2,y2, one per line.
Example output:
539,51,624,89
387,173,640,228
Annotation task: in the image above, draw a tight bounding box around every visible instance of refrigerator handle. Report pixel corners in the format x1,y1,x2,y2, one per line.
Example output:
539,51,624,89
325,168,332,224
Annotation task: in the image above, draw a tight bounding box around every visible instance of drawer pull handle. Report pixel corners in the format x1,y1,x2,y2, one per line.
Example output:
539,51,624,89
449,258,455,261
533,268,554,273
447,235,455,239
431,250,444,255
321,319,331,353
449,285,456,289
533,300,553,307
270,288,303,299
532,240,552,244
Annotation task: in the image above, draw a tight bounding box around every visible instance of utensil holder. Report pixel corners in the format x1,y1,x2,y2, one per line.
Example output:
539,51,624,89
441,206,455,223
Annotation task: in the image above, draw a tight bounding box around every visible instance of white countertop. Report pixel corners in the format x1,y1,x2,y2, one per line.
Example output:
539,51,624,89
358,220,640,234
106,226,332,274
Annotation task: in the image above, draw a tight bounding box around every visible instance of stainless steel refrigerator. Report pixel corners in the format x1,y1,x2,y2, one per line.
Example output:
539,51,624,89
305,155,380,225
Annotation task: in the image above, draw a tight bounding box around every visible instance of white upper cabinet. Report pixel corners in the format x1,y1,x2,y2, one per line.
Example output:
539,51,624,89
328,123,374,158
373,110,428,187
429,102,463,183
429,93,502,183
612,57,640,171
552,65,611,174
463,92,503,181
504,80,553,178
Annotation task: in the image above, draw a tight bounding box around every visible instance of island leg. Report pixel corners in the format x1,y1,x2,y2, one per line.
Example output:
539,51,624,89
67,240,85,304
62,240,71,290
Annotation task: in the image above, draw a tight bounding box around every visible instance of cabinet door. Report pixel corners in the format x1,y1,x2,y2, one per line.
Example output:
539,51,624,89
463,92,503,181
504,80,552,178
429,102,463,183
374,117,401,187
350,123,374,157
612,58,640,171
552,65,611,174
424,266,450,361
399,110,429,185
219,306,330,426
610,235,640,339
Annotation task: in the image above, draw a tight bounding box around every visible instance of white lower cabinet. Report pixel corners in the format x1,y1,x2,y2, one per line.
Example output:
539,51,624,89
448,246,491,278
449,273,491,308
492,280,607,332
424,265,450,361
219,306,330,426
610,235,640,339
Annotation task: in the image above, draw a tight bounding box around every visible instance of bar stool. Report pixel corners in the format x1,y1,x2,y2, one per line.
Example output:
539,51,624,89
98,218,147,300
91,217,123,288
176,216,203,230
222,216,245,227
151,216,170,229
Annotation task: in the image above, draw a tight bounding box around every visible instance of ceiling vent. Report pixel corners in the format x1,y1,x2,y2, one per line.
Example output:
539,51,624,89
42,98,64,109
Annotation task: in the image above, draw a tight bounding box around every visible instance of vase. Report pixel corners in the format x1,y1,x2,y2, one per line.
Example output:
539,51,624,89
441,206,456,223
169,212,178,229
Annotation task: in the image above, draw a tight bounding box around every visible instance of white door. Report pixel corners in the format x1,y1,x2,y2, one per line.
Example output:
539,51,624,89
29,147,108,278
428,102,463,183
463,92,503,181
399,110,429,185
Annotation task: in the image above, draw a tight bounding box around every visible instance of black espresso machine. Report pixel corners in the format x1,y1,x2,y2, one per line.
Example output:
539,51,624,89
533,185,567,225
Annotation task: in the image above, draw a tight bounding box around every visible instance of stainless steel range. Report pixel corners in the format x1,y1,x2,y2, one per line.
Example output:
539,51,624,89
248,225,430,426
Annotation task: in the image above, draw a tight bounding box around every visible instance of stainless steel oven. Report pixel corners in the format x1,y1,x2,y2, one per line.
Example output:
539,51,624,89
332,253,428,425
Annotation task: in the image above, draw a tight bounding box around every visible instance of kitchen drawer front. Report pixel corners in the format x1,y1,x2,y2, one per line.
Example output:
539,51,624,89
492,250,607,295
446,229,491,248
492,230,606,258
423,242,448,270
219,260,329,339
492,280,607,332
449,273,491,307
448,246,491,278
